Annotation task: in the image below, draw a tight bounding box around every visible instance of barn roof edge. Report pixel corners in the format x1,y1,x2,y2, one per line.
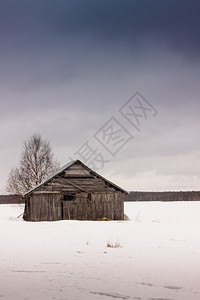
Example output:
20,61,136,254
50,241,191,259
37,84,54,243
23,160,128,196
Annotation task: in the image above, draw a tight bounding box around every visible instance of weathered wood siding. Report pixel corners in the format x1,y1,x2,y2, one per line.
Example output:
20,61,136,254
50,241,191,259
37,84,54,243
34,163,116,194
24,161,125,221
24,193,61,221
62,192,124,220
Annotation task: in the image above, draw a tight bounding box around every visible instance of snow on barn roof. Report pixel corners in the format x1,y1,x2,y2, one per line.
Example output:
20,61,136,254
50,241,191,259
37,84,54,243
23,160,128,196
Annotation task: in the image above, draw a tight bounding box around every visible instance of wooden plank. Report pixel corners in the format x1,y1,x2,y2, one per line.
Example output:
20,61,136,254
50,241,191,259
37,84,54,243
33,191,60,194
64,167,91,176
51,177,115,192
64,180,90,193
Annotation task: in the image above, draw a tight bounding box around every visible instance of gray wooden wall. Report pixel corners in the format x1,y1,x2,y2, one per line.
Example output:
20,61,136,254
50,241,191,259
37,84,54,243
62,192,124,221
24,191,124,221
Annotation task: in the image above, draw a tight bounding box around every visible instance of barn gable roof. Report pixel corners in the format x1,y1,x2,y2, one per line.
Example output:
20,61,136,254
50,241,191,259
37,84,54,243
23,160,128,196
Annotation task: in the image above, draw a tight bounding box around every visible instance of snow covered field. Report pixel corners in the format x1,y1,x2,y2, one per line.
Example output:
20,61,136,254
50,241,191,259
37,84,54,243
0,202,200,300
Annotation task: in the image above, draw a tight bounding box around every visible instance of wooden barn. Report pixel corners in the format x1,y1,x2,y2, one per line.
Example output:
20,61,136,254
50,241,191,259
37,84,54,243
23,160,127,221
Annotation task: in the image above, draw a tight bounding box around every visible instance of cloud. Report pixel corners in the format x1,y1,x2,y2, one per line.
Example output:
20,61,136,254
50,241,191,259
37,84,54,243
0,1,200,193
1,0,200,57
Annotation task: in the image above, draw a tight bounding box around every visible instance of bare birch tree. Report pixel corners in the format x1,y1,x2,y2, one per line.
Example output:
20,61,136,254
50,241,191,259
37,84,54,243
6,134,60,195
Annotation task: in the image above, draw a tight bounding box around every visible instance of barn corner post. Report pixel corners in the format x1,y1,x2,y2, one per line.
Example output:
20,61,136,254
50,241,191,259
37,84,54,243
23,160,127,222
114,190,125,221
23,195,29,221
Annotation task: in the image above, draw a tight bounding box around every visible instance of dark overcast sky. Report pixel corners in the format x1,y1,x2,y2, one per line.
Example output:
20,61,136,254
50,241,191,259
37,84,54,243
1,0,200,193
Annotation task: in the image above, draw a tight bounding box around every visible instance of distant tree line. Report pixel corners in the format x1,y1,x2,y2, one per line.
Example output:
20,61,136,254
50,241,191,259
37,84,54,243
125,191,200,202
0,194,22,204
2,191,200,204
